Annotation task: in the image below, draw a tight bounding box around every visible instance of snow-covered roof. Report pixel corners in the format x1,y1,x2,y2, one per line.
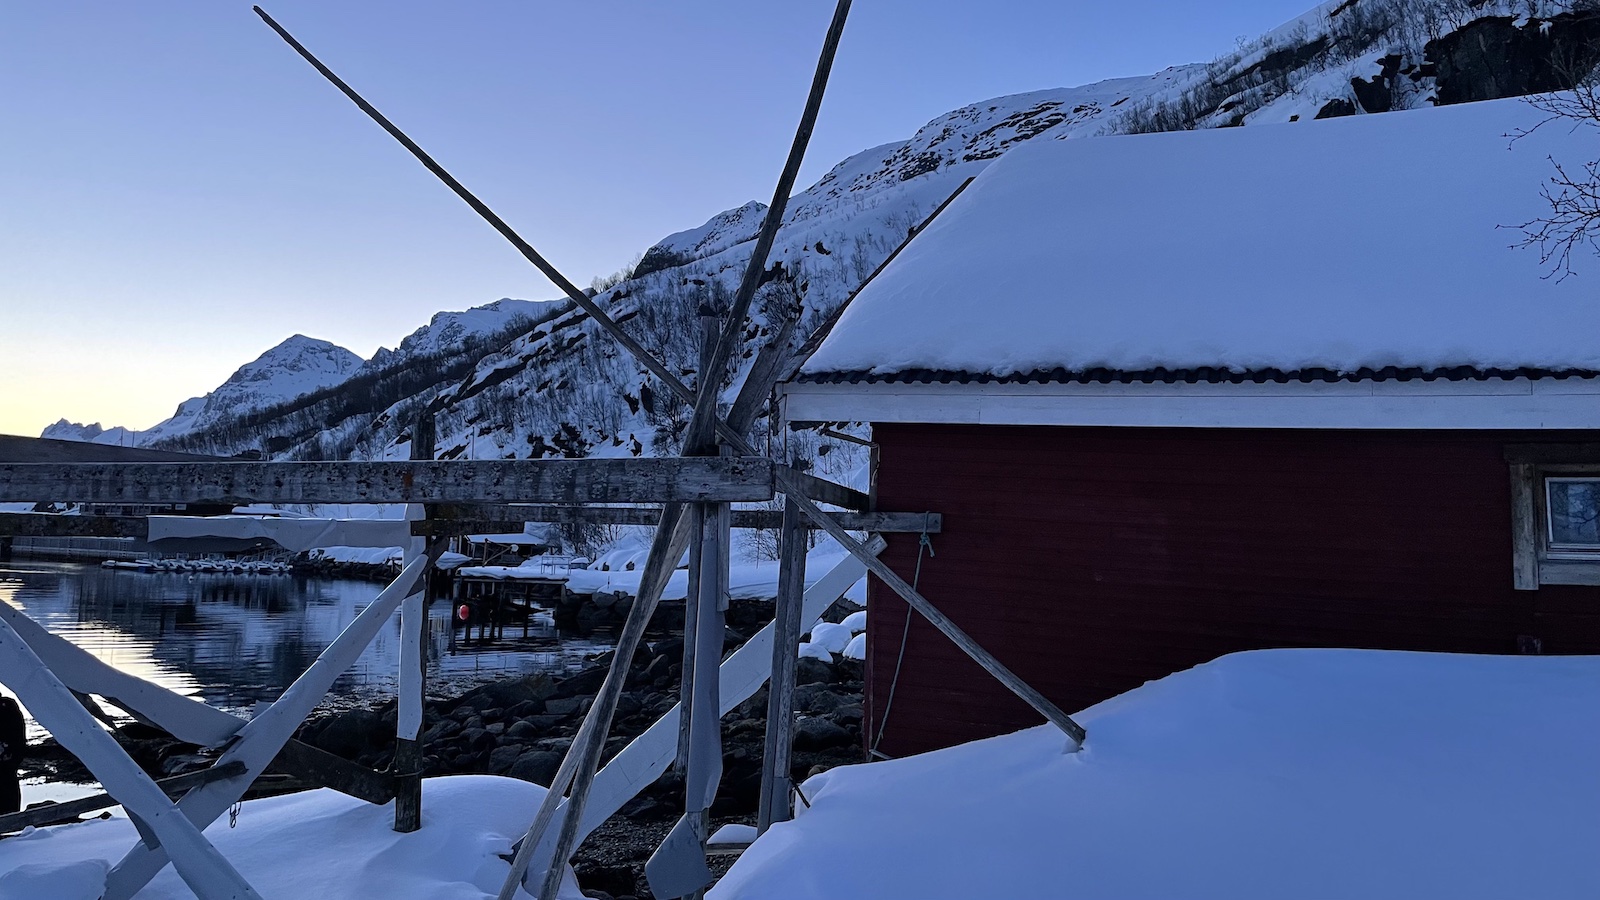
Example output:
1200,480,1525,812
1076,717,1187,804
800,96,1600,383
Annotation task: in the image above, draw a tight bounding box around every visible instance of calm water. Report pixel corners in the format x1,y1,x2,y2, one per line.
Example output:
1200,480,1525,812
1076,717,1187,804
0,559,613,744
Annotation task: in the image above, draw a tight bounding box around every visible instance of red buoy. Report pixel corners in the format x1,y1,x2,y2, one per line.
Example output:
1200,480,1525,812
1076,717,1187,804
456,604,472,622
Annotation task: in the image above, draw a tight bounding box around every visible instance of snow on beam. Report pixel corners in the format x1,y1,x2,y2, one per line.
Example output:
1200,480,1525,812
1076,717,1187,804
0,458,776,505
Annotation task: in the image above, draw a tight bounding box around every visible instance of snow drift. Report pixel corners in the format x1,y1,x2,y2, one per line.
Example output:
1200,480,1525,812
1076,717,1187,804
713,649,1600,900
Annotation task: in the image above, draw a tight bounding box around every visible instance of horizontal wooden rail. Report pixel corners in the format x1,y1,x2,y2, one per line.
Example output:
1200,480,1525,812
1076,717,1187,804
0,513,147,538
777,467,869,511
0,508,939,539
422,505,941,533
0,458,775,506
0,761,247,834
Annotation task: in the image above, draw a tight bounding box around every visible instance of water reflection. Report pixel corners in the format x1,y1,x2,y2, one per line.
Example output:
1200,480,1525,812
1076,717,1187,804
0,560,613,739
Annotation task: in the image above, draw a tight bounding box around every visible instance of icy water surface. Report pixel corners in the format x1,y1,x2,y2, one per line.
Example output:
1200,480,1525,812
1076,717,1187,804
0,559,614,742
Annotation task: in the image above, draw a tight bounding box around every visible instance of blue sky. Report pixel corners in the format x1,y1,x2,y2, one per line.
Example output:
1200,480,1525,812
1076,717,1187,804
0,1,1315,436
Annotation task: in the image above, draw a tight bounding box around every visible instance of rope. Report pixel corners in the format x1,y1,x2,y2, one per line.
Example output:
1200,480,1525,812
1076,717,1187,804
869,514,933,759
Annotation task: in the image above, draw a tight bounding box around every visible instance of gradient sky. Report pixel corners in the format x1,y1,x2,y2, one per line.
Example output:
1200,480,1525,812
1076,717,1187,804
0,1,1315,437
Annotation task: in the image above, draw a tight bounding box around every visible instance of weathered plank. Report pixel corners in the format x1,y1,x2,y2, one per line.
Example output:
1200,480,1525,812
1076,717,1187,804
0,513,146,538
758,494,807,833
270,740,397,806
419,505,941,533
779,466,869,511
1509,462,1541,591
0,761,247,834
0,458,775,505
0,435,221,464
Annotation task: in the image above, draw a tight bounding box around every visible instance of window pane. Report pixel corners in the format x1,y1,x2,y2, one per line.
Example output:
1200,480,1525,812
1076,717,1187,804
1548,479,1600,548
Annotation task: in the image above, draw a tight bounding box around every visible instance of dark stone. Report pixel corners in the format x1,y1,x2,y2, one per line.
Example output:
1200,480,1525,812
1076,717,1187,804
459,727,495,752
793,684,850,716
614,692,643,719
556,666,608,698
506,720,540,741
508,749,564,786
1429,12,1600,107
650,637,683,661
1350,53,1403,114
574,861,636,898
1313,97,1357,120
545,697,583,717
449,674,557,714
312,709,386,758
832,704,864,727
488,743,525,774
794,656,835,686
509,698,546,718
791,717,852,751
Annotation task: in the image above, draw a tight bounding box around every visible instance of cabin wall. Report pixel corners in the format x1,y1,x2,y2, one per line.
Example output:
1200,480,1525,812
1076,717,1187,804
865,424,1600,758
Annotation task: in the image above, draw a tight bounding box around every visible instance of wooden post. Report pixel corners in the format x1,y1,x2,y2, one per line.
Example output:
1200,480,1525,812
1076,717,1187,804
678,311,718,778
394,414,435,832
757,494,807,833
676,504,704,775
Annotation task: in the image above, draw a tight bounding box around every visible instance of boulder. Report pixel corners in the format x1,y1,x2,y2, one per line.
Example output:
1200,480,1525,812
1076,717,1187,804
509,749,565,786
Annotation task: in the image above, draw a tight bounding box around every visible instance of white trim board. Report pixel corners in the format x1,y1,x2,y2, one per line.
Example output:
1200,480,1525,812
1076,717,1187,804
781,377,1600,430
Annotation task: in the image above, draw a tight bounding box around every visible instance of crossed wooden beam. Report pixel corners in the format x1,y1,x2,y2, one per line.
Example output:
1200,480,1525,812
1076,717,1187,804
0,551,436,899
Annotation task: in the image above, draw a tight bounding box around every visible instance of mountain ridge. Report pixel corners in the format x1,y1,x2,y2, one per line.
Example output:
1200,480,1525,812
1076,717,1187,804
45,0,1599,487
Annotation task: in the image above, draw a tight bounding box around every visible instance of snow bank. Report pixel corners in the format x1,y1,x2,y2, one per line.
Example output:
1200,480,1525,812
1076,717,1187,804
803,97,1600,379
0,775,577,900
713,649,1600,900
476,549,858,603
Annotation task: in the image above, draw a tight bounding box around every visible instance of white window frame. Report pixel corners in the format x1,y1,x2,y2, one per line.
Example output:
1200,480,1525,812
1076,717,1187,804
1508,445,1600,589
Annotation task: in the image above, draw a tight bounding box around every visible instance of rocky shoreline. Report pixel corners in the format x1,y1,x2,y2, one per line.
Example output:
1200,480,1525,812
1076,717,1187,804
24,599,869,900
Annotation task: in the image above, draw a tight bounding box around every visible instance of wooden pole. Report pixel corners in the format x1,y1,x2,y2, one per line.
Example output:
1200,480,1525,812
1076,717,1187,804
502,7,854,887
688,0,854,453
394,414,436,832
775,468,1088,750
757,493,807,833
677,313,717,777
251,6,760,458
677,503,704,776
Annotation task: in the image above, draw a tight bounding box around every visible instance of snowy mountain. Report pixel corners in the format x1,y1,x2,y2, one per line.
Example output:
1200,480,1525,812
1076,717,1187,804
58,0,1600,497
366,298,564,371
45,335,362,448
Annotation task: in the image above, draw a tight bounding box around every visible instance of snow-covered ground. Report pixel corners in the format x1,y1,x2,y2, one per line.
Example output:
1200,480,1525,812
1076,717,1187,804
462,546,866,605
712,649,1600,900
0,775,578,899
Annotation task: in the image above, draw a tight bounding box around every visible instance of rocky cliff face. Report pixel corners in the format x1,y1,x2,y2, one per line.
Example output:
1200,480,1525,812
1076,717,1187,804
61,0,1600,484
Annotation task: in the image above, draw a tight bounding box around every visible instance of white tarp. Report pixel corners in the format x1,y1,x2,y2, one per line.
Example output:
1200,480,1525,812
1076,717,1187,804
145,516,412,553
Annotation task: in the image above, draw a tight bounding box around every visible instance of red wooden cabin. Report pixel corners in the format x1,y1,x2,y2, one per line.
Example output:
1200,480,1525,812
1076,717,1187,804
783,97,1600,758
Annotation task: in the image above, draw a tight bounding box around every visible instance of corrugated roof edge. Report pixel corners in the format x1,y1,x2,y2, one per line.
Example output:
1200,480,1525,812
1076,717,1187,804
795,366,1600,386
